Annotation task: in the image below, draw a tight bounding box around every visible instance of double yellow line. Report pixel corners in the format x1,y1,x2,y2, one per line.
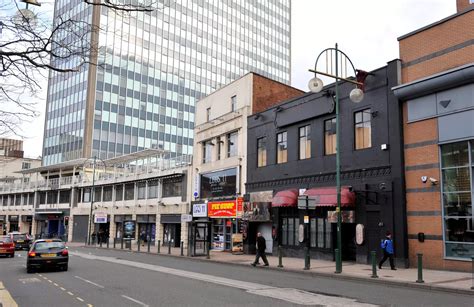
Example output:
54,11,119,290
0,281,18,307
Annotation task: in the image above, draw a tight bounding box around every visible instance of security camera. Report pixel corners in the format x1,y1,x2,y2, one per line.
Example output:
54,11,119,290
429,177,438,185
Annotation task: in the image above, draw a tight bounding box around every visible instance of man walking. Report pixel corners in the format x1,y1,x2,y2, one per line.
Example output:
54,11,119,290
251,232,269,267
379,231,396,270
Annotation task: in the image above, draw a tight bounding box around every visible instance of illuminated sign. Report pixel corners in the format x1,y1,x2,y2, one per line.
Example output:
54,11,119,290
208,198,243,218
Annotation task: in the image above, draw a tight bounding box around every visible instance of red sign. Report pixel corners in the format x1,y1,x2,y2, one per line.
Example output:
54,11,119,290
208,198,243,218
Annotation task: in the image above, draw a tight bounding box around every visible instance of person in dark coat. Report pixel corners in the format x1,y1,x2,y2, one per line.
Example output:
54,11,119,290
251,232,269,267
379,231,396,270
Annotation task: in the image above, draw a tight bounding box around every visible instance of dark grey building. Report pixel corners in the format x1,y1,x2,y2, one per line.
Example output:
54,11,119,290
245,60,407,265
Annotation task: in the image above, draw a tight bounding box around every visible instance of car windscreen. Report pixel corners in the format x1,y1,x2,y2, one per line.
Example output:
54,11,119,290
0,236,12,243
13,234,27,240
34,242,65,251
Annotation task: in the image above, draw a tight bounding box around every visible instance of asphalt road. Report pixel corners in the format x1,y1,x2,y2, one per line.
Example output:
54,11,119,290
0,248,472,307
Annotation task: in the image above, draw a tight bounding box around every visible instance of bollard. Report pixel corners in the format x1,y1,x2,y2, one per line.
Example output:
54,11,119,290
180,241,184,256
147,239,151,253
106,238,109,249
137,239,141,252
416,253,424,283
157,240,161,254
100,240,103,248
129,239,132,251
84,236,87,246
304,247,310,270
335,249,342,274
277,245,283,268
471,257,474,290
113,238,116,249
121,238,124,249
371,251,378,278
206,241,210,259
168,241,171,254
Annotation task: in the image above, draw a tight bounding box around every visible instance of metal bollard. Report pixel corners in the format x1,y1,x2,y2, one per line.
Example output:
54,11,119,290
180,241,184,256
371,251,378,278
277,245,283,268
147,239,151,253
168,241,171,254
129,239,132,251
137,239,141,252
100,240,103,248
335,249,342,274
121,238,124,249
157,240,161,253
206,241,210,259
416,253,424,283
106,239,109,249
471,257,474,290
113,238,116,249
304,247,310,270
84,236,87,246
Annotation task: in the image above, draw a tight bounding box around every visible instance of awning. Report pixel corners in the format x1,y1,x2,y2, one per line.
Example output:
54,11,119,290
303,186,355,207
272,189,299,207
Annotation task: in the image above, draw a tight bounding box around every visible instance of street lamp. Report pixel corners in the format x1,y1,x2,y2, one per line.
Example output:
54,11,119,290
308,43,369,273
83,156,107,245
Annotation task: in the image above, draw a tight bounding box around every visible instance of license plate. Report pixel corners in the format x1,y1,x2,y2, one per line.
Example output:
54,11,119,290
17,240,24,243
40,253,56,258
0,249,5,252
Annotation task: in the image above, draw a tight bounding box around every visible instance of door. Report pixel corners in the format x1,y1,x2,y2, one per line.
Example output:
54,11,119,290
72,215,89,242
192,222,209,256
257,223,273,254
366,211,382,261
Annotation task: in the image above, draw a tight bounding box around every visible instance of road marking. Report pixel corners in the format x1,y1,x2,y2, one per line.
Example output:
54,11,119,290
19,278,41,284
0,281,19,307
121,295,149,307
74,276,105,288
87,304,94,307
60,287,66,291
67,291,74,296
42,276,48,280
72,251,376,306
48,280,53,283
77,297,84,302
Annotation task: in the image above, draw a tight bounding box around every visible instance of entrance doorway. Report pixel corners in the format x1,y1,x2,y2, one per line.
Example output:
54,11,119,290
163,223,181,247
191,221,209,256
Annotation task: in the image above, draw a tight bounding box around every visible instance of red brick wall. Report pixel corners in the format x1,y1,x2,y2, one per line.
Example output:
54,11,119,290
457,0,474,12
251,74,304,114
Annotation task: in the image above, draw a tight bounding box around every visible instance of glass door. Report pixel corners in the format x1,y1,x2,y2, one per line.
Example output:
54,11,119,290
212,219,225,250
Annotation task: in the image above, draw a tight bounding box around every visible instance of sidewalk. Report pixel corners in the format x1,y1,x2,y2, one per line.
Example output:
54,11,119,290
67,242,474,295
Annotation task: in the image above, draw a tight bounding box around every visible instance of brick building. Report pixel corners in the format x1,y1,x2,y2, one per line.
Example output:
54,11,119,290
393,0,474,270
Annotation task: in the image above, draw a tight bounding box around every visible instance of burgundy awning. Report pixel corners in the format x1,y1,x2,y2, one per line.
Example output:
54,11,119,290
272,189,299,207
303,186,355,207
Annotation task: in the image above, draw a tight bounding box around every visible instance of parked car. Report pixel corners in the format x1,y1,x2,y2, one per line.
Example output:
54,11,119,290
0,235,15,258
27,239,68,273
8,232,32,250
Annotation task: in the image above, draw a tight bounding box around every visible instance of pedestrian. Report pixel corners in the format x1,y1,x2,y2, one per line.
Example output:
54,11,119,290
379,231,396,270
140,230,146,246
251,232,269,267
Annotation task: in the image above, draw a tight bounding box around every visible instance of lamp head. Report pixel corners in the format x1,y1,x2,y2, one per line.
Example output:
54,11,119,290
308,77,323,93
349,88,364,103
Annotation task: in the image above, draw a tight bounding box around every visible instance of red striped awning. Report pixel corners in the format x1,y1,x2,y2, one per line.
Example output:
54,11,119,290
272,189,299,207
303,186,355,207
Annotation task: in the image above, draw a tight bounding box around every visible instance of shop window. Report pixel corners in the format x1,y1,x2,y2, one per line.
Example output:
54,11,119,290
148,180,158,199
441,141,474,259
103,186,113,202
324,118,336,155
310,217,331,249
299,125,311,160
227,131,238,157
257,137,267,167
137,182,147,199
354,109,372,150
276,131,287,164
281,217,299,246
124,183,135,201
115,184,123,201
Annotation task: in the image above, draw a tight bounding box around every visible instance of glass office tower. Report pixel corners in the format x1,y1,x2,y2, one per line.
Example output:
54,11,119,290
42,0,291,165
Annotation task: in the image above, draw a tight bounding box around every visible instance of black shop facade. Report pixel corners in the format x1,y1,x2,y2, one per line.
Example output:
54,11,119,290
245,61,408,265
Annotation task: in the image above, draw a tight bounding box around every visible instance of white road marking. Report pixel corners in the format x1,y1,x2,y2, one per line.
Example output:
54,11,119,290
72,251,378,306
67,291,74,296
77,297,84,302
53,283,59,287
74,276,105,289
18,278,41,284
60,287,66,291
121,295,149,307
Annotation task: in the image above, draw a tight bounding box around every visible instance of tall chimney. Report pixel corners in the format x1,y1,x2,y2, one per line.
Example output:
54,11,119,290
457,0,473,12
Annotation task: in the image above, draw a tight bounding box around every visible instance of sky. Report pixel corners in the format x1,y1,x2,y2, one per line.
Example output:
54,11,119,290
17,0,456,158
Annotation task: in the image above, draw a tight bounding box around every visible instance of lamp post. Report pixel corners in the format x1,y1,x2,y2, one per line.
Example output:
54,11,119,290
308,43,368,273
83,156,107,245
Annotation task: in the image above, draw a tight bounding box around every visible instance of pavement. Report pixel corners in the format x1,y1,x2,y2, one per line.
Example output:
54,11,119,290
67,241,474,296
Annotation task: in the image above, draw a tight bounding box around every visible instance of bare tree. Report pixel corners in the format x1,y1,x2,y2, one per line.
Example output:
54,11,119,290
0,0,166,136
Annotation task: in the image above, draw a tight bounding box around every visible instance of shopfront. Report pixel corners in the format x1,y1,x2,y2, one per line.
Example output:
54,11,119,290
137,214,156,245
8,215,19,232
161,214,181,247
242,191,273,254
21,215,33,235
114,215,132,239
34,211,67,239
208,198,243,251
191,202,209,256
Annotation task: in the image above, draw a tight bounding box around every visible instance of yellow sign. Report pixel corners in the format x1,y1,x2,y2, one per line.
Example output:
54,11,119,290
303,216,309,224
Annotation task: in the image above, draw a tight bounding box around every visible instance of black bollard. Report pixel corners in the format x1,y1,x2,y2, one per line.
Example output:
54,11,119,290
206,241,210,259
129,239,132,251
471,257,474,290
137,239,141,252
113,238,116,249
168,241,171,255
157,240,161,253
180,241,184,256
147,239,151,253
121,237,124,249
416,253,424,283
371,251,378,278
304,247,310,270
106,238,109,249
277,245,283,268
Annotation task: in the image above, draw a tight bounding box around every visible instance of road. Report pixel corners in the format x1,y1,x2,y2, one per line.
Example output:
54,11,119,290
0,247,472,307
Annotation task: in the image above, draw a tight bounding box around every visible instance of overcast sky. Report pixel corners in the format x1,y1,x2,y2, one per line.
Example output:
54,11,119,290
19,0,456,158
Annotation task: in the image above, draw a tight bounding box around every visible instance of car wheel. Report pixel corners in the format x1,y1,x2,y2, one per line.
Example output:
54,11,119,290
63,265,68,272
10,253,15,258
26,267,34,274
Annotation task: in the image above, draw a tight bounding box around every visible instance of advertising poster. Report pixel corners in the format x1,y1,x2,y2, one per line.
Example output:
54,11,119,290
123,220,136,239
232,233,243,253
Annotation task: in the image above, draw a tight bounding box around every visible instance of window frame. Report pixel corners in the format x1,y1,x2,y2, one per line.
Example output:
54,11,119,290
354,108,372,150
257,136,267,167
276,131,288,164
231,95,237,112
298,125,311,160
324,118,337,155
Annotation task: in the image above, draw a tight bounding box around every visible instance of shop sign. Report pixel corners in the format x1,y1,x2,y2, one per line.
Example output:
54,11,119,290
327,210,355,223
181,214,192,222
242,202,271,221
304,216,309,224
356,224,364,245
94,212,108,224
200,168,237,198
208,198,243,218
232,233,243,253
192,203,207,217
